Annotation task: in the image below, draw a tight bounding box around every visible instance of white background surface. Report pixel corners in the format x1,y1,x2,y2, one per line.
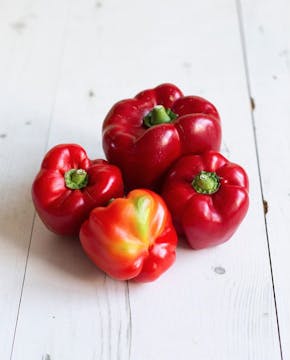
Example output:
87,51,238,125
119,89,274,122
0,0,289,359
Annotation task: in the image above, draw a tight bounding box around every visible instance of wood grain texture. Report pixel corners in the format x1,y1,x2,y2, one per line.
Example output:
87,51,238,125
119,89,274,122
240,0,290,358
9,1,132,359
0,0,285,359
0,0,73,358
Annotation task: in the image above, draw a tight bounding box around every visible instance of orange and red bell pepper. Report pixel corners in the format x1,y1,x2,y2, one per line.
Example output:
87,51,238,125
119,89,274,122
161,151,249,249
79,189,177,282
32,144,124,236
102,83,221,190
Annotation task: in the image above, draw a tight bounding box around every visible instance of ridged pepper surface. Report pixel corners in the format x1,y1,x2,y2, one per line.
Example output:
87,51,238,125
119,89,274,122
79,189,177,282
161,151,249,249
32,144,124,236
102,83,221,190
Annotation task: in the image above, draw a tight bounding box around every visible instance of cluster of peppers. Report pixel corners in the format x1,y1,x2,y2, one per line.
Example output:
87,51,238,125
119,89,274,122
32,84,249,282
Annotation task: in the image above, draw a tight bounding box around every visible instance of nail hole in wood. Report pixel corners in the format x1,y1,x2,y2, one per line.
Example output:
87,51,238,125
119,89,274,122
263,200,268,215
250,97,255,111
214,266,226,275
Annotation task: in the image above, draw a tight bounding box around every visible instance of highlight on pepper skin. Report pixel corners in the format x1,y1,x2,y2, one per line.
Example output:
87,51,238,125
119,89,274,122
102,83,221,191
161,151,249,249
79,189,178,282
31,143,124,236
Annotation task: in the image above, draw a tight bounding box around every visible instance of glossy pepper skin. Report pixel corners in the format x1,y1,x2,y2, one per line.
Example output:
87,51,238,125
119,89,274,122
161,151,249,249
79,189,177,282
32,144,124,236
102,83,221,190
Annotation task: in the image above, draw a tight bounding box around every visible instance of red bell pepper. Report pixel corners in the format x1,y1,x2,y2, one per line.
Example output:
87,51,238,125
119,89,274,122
32,144,124,236
79,189,177,282
161,151,249,249
102,83,221,190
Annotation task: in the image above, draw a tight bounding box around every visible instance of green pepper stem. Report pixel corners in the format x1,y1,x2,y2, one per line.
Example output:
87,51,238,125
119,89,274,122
143,105,177,128
192,171,220,194
64,169,88,190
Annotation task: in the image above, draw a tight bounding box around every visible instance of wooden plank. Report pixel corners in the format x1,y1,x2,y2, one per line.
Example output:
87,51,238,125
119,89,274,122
0,0,73,358
239,0,290,358
4,0,283,359
10,1,132,359
122,0,281,358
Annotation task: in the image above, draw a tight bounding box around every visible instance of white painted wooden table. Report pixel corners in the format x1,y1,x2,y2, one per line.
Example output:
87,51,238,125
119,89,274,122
0,0,289,359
